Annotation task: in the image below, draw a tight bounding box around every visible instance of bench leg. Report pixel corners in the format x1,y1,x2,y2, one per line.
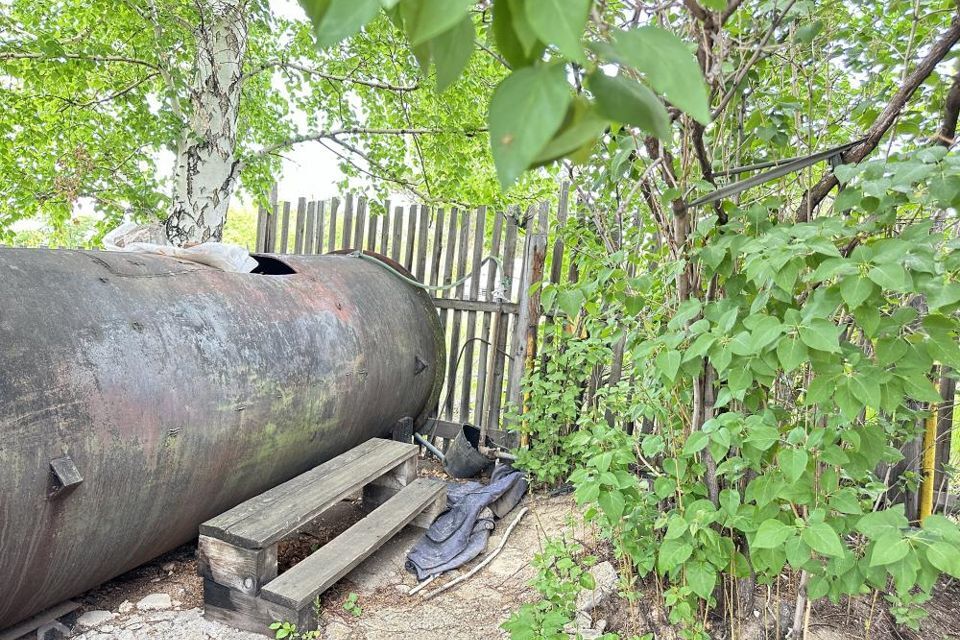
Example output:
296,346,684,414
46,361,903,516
362,456,417,509
198,535,278,596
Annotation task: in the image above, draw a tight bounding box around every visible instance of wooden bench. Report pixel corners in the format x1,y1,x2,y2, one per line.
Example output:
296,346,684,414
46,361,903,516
198,438,446,635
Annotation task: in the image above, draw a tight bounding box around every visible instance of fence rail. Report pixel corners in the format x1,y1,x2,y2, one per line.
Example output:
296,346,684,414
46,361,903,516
255,185,574,442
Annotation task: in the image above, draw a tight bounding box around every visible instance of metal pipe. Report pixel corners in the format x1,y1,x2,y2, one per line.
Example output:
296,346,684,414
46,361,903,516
0,248,445,630
413,432,445,462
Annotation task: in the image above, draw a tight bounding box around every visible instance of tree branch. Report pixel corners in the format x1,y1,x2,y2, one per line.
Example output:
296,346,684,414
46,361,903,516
0,51,161,71
936,69,960,146
796,15,960,221
250,126,486,160
241,60,419,92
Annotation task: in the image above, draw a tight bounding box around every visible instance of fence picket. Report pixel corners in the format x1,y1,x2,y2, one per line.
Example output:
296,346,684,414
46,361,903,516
327,198,339,253
278,201,291,254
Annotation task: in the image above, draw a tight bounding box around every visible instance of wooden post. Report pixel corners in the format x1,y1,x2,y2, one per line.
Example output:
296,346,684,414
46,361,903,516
278,201,291,254
303,201,316,254
293,197,306,254
483,213,519,434
505,203,548,439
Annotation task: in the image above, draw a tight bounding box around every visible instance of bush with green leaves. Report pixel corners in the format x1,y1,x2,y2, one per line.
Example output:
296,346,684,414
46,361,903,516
517,149,960,637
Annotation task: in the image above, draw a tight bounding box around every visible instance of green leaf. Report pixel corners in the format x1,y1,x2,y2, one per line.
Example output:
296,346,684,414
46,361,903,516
656,349,682,382
867,262,911,291
492,0,544,68
799,319,841,353
857,507,908,539
753,519,794,549
604,27,710,124
777,336,808,372
524,0,591,62
403,0,474,45
683,431,710,456
922,514,960,545
580,571,597,590
532,98,606,166
869,534,910,566
598,488,625,520
301,0,382,48
779,449,808,483
839,275,875,309
658,539,693,571
556,288,585,318
430,15,474,91
744,425,779,451
489,64,571,188
588,72,671,139
801,522,844,557
926,541,960,578
686,560,717,600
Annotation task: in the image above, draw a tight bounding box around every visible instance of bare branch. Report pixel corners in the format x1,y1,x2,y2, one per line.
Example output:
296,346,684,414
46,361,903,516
796,15,960,221
241,60,419,92
250,126,486,160
0,51,161,71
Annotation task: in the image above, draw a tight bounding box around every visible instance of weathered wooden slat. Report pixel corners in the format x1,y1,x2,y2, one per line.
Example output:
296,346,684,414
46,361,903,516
440,207,459,299
255,204,268,253
484,212,519,429
353,195,366,250
474,208,504,429
429,207,445,289
327,198,339,253
304,201,316,255
379,200,391,254
278,201,291,254
459,206,486,423
390,205,404,263
342,194,354,249
198,535,278,595
415,204,429,282
431,297,518,314
259,478,445,610
315,201,326,255
263,185,279,253
200,439,416,548
366,199,378,252
203,578,310,636
404,204,417,270
444,207,472,420
293,197,307,254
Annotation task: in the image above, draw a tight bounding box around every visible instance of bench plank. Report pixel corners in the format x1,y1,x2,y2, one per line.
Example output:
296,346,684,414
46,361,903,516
260,477,445,610
201,438,418,549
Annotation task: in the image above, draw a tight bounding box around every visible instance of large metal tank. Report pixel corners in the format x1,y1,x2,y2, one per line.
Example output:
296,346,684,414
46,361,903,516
0,247,444,629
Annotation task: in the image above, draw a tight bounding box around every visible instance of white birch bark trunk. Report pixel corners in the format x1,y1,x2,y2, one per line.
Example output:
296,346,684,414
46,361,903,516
165,0,247,246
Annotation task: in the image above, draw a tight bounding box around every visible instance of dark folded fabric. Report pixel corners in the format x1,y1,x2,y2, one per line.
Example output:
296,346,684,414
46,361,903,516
405,464,528,580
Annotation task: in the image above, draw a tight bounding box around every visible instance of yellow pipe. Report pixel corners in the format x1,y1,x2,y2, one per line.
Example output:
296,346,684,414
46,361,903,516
919,392,939,523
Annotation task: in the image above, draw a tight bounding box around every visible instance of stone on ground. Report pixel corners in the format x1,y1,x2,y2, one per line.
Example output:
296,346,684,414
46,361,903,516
137,593,172,611
76,610,114,628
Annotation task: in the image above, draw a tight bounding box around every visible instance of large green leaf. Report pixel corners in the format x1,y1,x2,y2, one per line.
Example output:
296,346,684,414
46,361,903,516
492,0,545,67
776,336,808,372
524,0,591,62
926,541,960,578
686,560,717,600
300,0,382,47
799,319,841,353
839,275,875,309
869,534,910,566
402,0,474,45
603,27,710,124
430,15,474,91
488,64,571,188
532,99,606,166
753,519,794,549
588,71,671,140
779,448,808,483
801,522,844,557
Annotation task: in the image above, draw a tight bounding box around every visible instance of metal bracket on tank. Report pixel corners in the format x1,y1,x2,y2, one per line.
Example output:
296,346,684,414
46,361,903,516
48,456,83,500
414,355,428,375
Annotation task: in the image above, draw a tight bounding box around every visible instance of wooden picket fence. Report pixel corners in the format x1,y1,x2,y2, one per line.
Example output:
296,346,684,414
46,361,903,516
255,184,574,444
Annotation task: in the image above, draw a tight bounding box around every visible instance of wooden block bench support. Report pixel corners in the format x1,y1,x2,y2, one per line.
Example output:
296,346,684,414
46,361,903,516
199,438,447,636
261,478,445,610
